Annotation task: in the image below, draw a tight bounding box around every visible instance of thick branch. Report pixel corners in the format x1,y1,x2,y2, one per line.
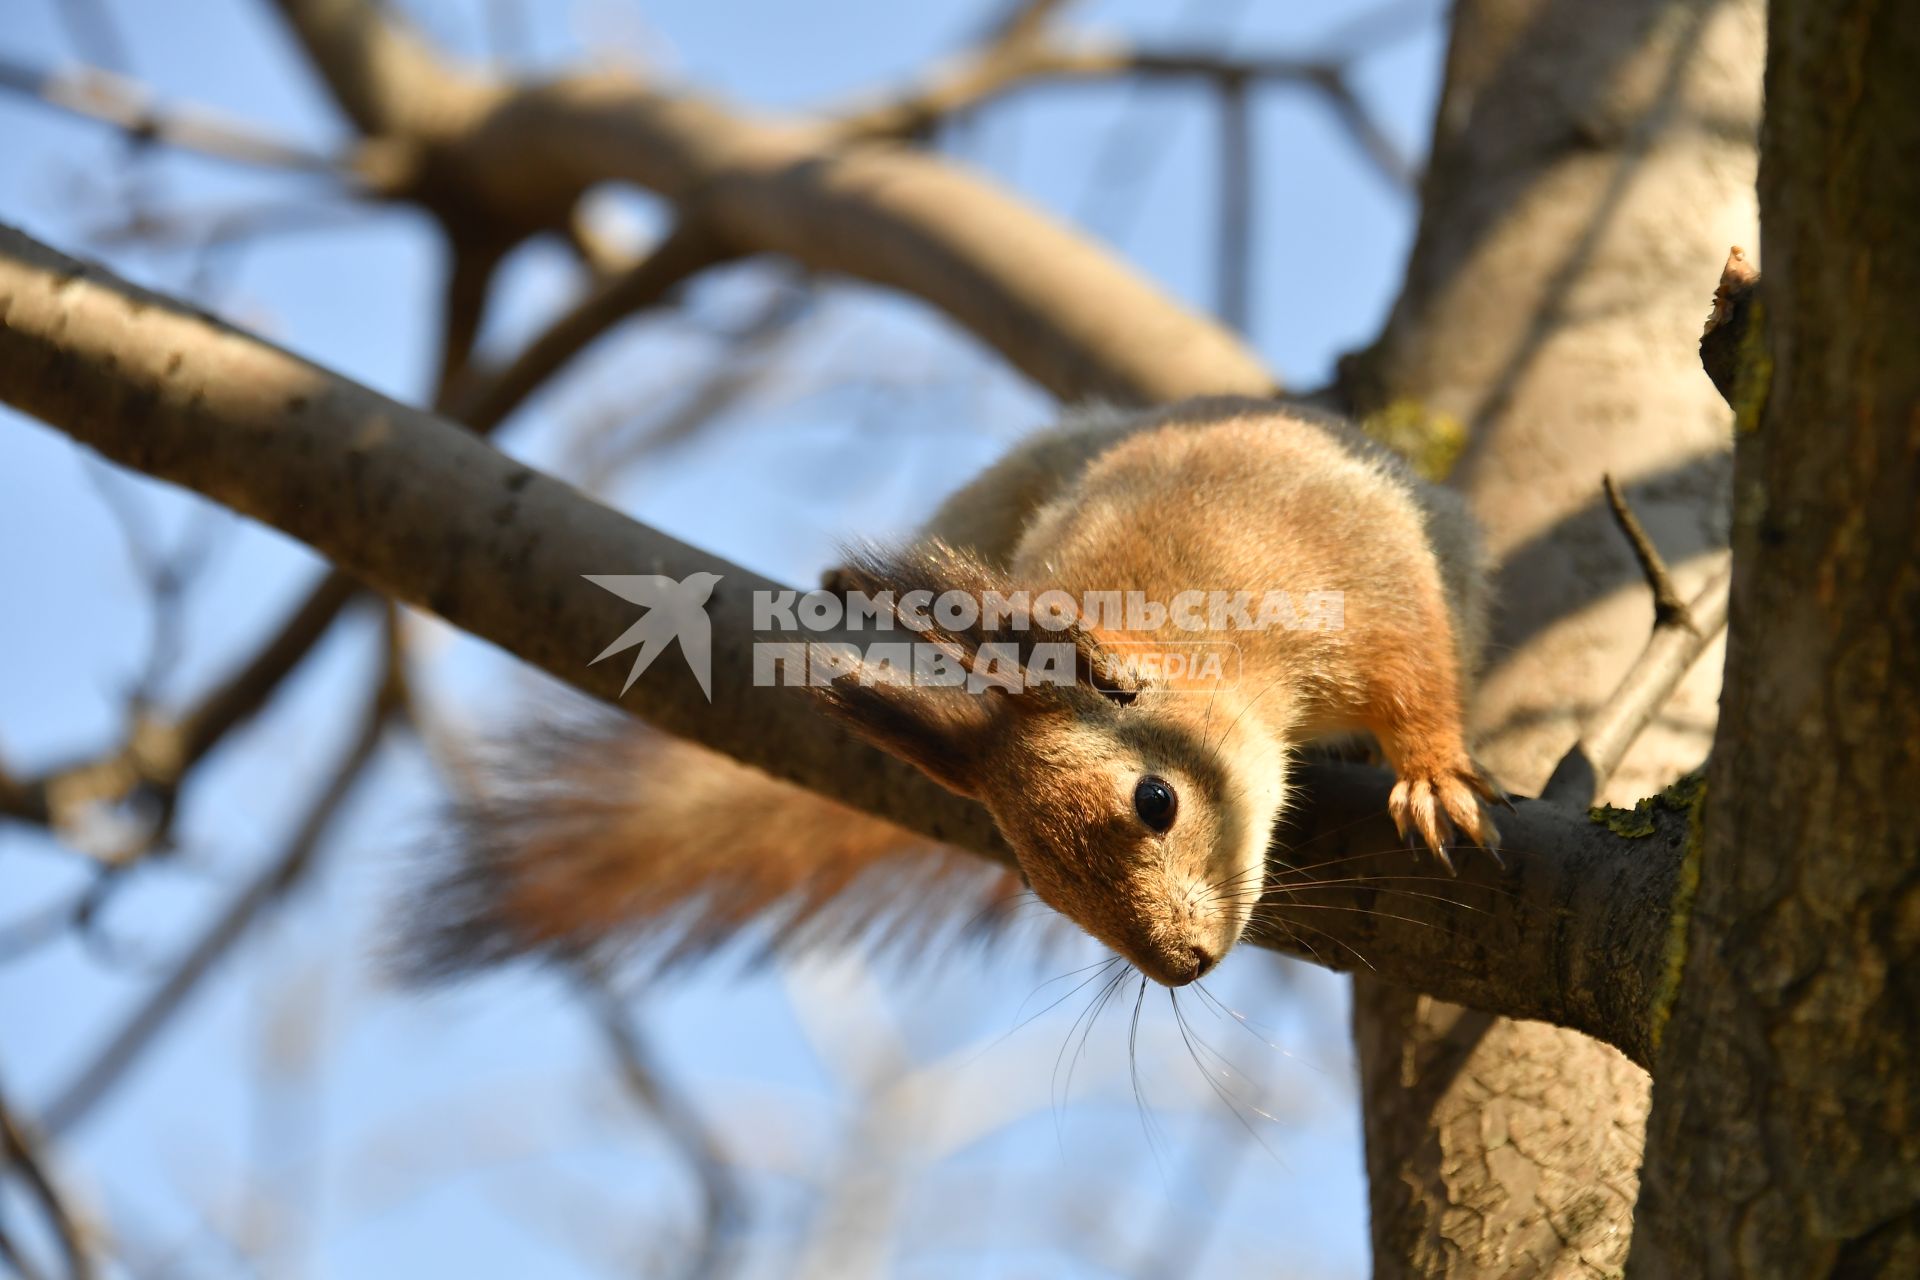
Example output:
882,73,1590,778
0,224,1678,1064
268,0,486,140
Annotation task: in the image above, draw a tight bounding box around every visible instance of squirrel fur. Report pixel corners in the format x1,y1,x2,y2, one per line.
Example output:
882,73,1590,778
409,397,1497,987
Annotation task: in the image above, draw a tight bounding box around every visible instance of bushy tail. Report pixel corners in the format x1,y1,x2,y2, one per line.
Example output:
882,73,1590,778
400,714,1028,980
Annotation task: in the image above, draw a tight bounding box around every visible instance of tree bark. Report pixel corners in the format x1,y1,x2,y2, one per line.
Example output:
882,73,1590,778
1629,1,1920,1273
1342,0,1763,1273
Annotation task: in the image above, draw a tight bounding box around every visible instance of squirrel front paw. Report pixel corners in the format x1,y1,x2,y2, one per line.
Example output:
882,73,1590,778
1388,759,1503,873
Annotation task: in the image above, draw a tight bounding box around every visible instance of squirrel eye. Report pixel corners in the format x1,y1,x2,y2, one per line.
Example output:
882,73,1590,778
1133,775,1177,833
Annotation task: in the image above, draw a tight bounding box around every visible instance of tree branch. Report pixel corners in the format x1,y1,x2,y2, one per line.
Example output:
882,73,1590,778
263,0,1272,405
267,0,485,140
585,979,744,1280
1540,559,1731,809
12,0,1279,403
0,222,1681,1065
38,650,398,1138
0,210,722,855
0,574,363,853
430,242,505,409
1698,245,1759,406
833,42,1414,193
0,54,345,176
1602,472,1693,628
1538,252,1760,812
1215,73,1253,330
0,1082,92,1279
447,217,733,428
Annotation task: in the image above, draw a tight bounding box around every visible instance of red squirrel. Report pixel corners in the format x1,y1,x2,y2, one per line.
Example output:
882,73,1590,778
410,398,1499,987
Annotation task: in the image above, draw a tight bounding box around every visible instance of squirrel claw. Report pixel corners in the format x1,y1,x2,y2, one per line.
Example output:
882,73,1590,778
1389,762,1501,871
1460,762,1511,809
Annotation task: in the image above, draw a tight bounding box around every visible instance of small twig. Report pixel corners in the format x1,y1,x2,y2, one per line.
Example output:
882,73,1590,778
565,272,812,481
433,240,508,409
1541,250,1769,807
0,1215,51,1280
83,200,372,255
54,0,134,76
448,217,733,429
1547,418,1730,812
180,576,368,766
0,56,345,176
1545,452,1732,811
832,40,1416,198
38,658,398,1139
0,573,364,862
1215,73,1253,331
0,1082,93,1280
977,0,1074,47
1603,474,1693,630
1305,66,1417,193
1541,559,1732,808
838,0,1072,141
584,979,745,1280
81,461,224,728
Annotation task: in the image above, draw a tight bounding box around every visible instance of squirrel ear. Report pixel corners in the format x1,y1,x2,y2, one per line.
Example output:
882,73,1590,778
815,669,992,798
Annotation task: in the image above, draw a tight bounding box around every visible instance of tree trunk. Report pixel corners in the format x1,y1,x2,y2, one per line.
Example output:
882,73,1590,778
1629,1,1920,1273
1344,0,1763,1272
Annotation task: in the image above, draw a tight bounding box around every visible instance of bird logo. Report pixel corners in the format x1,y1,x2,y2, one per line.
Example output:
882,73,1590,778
584,572,722,701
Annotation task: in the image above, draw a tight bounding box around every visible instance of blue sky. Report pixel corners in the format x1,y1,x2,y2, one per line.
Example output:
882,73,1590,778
0,1,1446,1275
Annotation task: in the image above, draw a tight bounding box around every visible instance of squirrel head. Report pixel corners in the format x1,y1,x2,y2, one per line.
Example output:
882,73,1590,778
816,545,1288,986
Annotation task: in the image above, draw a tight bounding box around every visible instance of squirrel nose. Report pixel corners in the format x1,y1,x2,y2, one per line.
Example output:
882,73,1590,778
1154,944,1216,987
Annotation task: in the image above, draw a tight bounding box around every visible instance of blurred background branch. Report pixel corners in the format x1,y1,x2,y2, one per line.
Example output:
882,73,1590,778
1,1079,94,1280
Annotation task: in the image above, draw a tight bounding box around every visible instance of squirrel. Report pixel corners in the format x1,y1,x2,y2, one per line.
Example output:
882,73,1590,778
408,396,1499,988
